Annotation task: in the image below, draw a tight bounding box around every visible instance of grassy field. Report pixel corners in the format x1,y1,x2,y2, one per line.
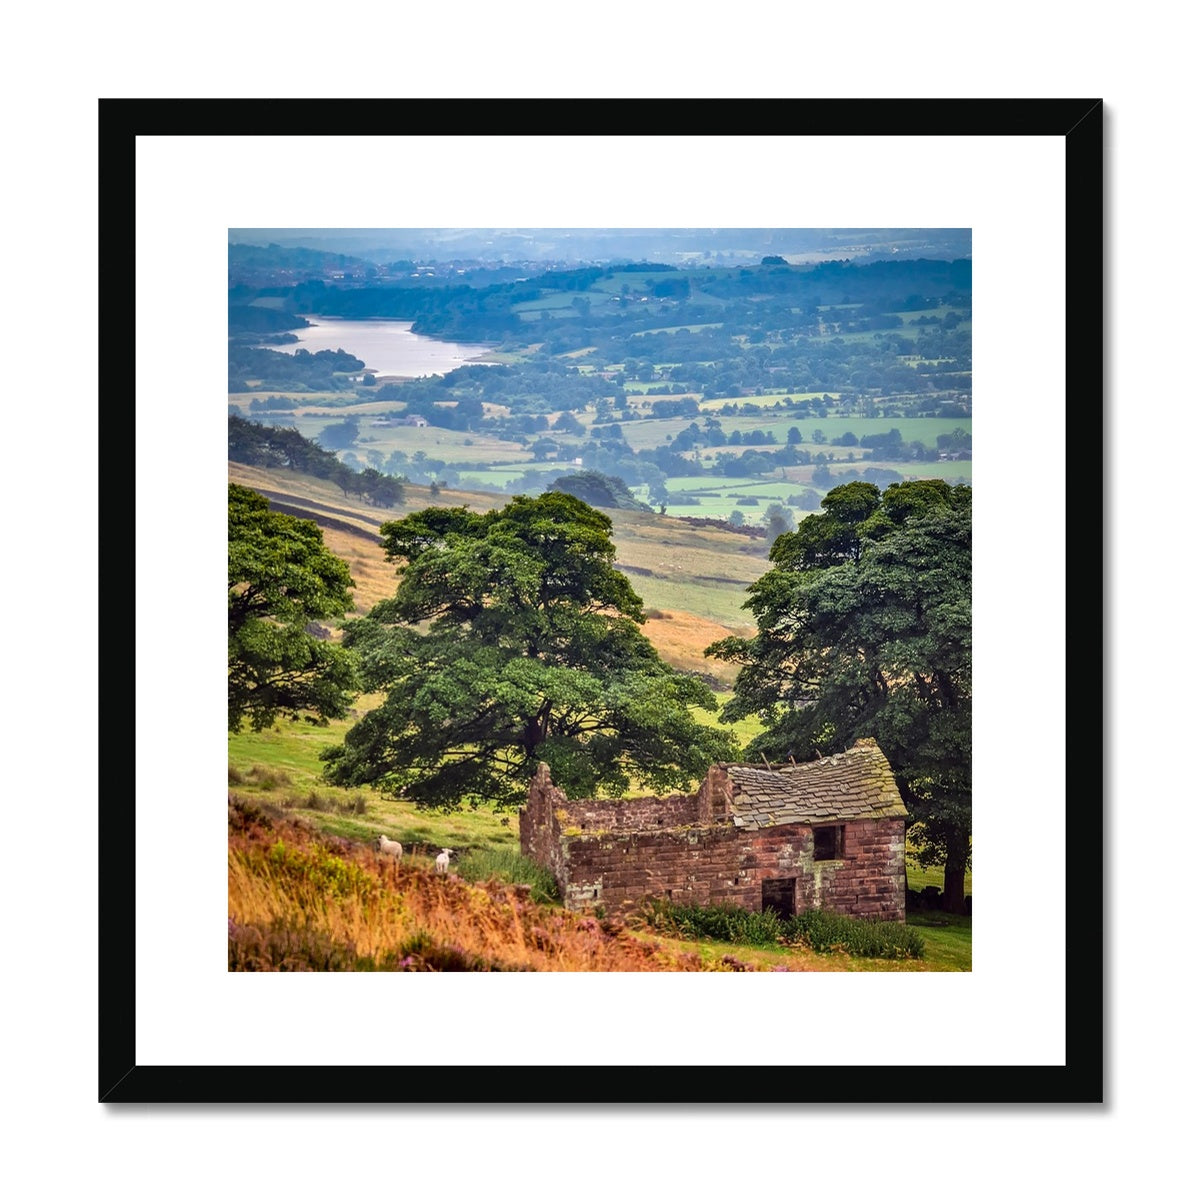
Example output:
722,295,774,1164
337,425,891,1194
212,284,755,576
645,466,971,523
605,506,770,629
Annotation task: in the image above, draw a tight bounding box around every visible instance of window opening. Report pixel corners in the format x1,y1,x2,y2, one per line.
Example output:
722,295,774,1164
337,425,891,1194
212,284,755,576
813,825,845,861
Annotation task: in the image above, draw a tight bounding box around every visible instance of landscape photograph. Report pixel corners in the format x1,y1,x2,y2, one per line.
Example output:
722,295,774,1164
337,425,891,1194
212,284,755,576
226,226,973,974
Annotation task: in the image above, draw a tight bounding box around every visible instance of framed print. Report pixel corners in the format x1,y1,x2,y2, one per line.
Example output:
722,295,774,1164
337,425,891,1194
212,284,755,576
100,98,1102,1103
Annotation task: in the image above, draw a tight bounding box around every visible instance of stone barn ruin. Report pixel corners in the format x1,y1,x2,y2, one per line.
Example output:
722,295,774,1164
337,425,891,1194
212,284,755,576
520,738,909,921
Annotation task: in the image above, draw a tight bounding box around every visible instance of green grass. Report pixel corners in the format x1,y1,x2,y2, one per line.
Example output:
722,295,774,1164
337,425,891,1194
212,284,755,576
630,323,723,336
905,913,972,971
621,573,756,627
695,390,833,411
229,713,521,857
809,321,972,345
511,293,581,312
905,859,972,897
690,693,765,746
454,847,561,904
640,899,929,961
228,721,350,785
457,464,551,486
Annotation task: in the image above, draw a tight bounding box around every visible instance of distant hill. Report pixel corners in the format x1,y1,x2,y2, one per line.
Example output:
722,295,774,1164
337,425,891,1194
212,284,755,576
228,227,972,267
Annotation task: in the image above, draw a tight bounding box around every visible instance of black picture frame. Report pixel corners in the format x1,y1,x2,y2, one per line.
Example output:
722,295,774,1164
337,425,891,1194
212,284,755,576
100,98,1103,1104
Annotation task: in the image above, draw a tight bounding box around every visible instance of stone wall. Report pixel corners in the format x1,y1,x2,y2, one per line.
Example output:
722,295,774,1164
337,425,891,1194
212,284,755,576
550,818,906,919
696,763,733,823
519,763,573,887
520,764,906,920
555,791,701,833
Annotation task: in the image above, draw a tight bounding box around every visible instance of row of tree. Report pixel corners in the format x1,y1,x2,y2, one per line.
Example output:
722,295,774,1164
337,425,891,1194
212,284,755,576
228,415,406,508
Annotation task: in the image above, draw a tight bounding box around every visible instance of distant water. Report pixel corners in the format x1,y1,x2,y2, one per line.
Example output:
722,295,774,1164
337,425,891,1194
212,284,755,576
259,317,495,378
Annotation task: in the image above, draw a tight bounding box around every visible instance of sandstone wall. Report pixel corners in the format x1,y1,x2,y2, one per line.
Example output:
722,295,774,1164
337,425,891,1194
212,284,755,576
520,765,906,921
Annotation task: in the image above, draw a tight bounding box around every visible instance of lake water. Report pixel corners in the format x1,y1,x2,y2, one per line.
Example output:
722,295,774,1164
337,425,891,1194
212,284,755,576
261,317,495,379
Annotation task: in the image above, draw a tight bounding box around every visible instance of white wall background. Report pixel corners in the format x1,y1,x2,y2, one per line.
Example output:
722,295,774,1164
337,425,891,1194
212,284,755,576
3,4,1181,1197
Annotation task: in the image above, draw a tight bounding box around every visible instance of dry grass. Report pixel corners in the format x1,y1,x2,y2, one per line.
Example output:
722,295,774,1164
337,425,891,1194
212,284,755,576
228,801,794,972
641,609,752,684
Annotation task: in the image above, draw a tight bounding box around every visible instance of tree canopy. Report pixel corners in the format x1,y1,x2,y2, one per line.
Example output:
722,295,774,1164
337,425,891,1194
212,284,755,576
707,480,972,911
320,491,740,808
228,484,360,732
548,469,651,511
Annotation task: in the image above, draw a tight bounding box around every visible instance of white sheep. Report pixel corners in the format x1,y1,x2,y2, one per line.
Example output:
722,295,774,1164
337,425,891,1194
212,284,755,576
435,848,451,874
375,834,404,859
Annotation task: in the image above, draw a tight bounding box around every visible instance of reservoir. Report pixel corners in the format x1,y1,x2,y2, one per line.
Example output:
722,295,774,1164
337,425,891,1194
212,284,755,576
262,317,496,379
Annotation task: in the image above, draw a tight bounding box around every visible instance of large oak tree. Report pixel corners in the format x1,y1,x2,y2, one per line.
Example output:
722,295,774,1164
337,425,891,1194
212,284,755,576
321,492,739,808
707,480,972,912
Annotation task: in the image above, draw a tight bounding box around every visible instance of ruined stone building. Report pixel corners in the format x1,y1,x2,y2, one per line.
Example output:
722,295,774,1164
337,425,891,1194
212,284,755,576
520,738,909,921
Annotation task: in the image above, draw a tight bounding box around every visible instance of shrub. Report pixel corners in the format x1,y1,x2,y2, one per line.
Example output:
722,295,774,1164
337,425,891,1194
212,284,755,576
785,909,924,958
227,796,275,835
638,898,925,958
228,918,381,972
241,765,293,790
641,899,784,945
265,839,378,899
390,931,518,972
229,816,795,972
454,848,561,905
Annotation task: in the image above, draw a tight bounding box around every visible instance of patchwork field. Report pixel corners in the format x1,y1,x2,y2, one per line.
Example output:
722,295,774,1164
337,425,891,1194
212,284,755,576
227,392,971,527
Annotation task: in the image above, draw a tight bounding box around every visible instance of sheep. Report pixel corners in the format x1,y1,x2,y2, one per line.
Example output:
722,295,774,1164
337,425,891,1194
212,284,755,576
375,834,404,859
435,848,451,874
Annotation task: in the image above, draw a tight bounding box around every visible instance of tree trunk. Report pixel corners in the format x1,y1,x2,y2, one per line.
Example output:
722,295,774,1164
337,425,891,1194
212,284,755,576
942,829,970,915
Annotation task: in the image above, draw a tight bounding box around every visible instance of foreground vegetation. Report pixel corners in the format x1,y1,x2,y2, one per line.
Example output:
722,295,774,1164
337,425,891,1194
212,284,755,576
639,898,927,960
229,799,968,972
229,799,800,971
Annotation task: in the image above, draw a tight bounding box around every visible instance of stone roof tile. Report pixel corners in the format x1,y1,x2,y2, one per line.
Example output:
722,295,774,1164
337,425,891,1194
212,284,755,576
722,738,908,830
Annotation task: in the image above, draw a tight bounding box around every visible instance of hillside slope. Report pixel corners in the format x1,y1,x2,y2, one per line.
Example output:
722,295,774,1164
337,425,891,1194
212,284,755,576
227,462,763,681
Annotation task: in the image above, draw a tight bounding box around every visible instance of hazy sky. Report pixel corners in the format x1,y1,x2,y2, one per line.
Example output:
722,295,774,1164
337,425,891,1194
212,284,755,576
228,227,972,266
